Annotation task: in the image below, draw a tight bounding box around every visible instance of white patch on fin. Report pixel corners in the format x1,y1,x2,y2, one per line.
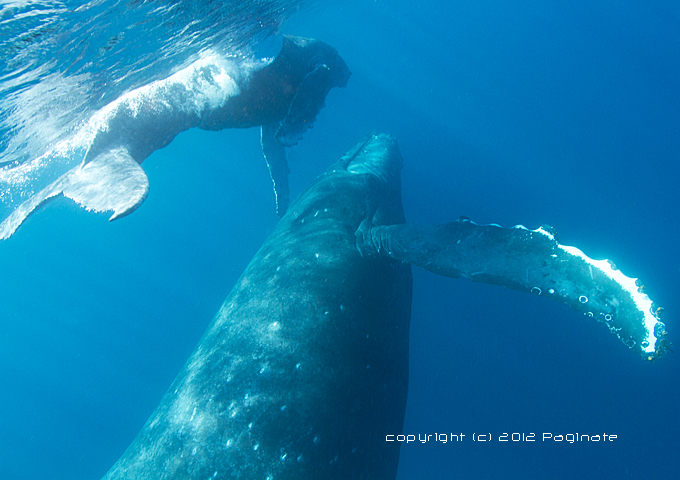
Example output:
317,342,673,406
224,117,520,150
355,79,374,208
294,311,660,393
559,243,661,354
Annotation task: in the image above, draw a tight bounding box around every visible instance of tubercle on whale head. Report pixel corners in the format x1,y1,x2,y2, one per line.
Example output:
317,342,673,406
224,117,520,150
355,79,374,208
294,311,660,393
343,133,406,235
344,134,403,192
280,134,405,234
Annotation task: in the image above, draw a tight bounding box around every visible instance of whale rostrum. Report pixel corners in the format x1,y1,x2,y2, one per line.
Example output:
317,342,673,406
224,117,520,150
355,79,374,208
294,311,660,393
102,134,667,480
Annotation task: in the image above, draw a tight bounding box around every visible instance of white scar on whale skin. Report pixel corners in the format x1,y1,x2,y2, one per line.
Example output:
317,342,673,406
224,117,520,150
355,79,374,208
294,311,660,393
2,51,248,188
81,51,247,148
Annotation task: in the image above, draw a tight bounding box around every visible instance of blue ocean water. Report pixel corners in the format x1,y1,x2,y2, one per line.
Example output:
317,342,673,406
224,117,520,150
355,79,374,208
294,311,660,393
1,1,679,479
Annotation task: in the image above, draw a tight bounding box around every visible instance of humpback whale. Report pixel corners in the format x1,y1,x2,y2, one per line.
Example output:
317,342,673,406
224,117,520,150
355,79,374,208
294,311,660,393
0,35,350,240
101,134,667,479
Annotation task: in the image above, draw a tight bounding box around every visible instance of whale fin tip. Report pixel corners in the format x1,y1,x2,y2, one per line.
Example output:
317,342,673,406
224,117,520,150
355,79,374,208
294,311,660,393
261,123,290,217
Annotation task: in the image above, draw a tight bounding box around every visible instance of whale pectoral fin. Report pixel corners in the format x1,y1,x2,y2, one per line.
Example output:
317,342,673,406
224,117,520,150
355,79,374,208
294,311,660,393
261,123,290,217
274,63,332,147
358,220,667,360
0,148,148,240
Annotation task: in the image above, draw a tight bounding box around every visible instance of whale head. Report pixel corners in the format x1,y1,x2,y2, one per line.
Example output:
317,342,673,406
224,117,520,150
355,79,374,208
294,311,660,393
282,134,405,237
346,133,403,191
285,35,351,89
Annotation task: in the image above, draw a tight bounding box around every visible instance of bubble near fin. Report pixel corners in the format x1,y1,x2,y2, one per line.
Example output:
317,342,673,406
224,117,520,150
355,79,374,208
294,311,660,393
371,219,667,360
557,243,664,357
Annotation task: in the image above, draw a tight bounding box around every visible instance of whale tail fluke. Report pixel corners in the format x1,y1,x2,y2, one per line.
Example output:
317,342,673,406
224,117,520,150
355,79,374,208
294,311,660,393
0,148,149,240
357,219,668,361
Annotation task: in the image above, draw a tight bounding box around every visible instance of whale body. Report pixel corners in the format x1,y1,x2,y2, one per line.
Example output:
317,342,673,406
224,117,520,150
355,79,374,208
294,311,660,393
102,135,411,479
102,134,666,479
0,36,351,240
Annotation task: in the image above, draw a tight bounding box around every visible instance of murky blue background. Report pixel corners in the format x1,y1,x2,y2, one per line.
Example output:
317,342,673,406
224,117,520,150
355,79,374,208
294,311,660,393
1,1,679,478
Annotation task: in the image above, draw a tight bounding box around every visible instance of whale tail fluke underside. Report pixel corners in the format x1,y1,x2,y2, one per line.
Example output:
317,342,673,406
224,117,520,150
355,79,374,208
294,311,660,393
358,219,668,361
0,149,148,240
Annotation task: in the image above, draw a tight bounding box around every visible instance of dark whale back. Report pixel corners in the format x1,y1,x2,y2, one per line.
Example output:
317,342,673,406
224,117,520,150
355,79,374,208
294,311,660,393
103,134,412,480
